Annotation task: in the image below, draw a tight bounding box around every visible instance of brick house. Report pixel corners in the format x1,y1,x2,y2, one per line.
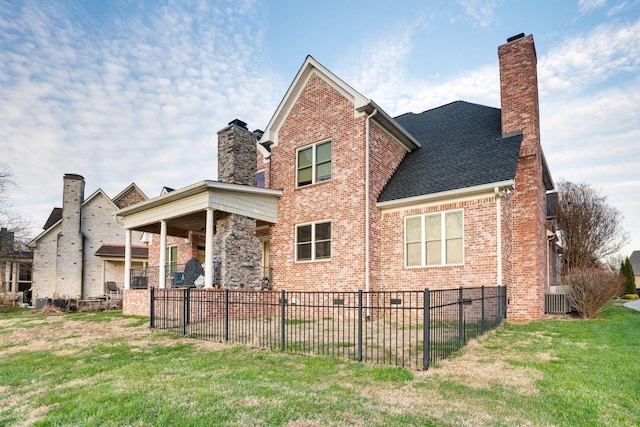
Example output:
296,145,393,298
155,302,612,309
118,34,558,321
30,174,148,304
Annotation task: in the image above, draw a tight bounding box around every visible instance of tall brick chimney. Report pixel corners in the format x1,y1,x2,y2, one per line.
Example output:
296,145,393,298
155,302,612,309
56,173,85,298
214,120,262,289
498,34,548,320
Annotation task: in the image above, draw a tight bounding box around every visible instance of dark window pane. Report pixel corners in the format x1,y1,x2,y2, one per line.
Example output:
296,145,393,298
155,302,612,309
256,171,265,188
315,241,331,259
315,222,331,240
296,225,312,243
297,243,311,261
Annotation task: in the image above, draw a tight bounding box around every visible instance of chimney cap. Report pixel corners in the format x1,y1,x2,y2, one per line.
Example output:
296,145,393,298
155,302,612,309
63,173,84,180
506,33,525,43
228,119,248,130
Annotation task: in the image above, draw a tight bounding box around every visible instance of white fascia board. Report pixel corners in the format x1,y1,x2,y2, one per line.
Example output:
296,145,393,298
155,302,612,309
377,180,515,212
116,180,282,217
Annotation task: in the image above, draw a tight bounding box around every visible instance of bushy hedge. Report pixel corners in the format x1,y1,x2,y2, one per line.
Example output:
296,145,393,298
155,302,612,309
562,269,624,319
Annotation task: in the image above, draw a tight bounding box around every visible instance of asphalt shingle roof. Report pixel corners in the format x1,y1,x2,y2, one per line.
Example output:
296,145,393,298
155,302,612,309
378,101,522,203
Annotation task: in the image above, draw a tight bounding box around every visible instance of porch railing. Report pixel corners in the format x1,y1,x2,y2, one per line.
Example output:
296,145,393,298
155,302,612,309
150,286,506,370
130,262,271,289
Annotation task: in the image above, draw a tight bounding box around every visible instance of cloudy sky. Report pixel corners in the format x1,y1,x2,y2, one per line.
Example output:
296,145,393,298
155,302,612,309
1,0,639,257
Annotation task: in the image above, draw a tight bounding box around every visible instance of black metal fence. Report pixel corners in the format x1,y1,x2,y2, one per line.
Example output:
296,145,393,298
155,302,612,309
150,286,505,370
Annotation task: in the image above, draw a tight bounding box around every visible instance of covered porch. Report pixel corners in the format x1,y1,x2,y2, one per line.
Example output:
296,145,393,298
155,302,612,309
116,180,281,290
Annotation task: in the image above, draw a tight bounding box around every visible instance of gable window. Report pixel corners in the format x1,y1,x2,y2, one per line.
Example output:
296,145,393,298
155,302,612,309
405,210,463,267
296,221,331,261
297,140,331,187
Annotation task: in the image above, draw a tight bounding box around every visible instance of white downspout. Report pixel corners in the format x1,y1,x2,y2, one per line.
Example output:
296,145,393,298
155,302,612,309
365,108,378,317
124,229,132,290
159,220,167,289
495,187,502,287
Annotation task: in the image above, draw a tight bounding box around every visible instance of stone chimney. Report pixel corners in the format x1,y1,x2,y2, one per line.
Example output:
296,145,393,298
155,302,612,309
56,174,85,298
217,119,258,185
0,227,14,256
214,120,262,289
498,34,548,320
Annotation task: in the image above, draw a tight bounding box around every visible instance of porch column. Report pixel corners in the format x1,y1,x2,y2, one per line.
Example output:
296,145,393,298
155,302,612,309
159,220,167,289
11,261,19,292
124,229,132,290
4,261,11,292
204,208,214,288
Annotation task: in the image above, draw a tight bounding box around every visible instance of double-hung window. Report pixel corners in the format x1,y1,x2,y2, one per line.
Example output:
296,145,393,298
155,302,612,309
297,140,331,187
405,210,463,267
296,221,331,261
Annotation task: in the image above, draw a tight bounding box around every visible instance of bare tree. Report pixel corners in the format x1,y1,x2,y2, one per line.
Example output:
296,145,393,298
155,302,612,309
556,181,629,274
0,166,33,248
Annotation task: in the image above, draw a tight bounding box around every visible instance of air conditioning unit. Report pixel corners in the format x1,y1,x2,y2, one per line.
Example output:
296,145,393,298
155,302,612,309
544,293,571,314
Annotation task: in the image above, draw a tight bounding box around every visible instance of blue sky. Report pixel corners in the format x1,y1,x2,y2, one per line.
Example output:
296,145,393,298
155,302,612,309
1,0,639,258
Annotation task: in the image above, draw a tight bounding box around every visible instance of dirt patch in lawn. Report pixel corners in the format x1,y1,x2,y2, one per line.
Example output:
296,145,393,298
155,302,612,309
0,313,225,356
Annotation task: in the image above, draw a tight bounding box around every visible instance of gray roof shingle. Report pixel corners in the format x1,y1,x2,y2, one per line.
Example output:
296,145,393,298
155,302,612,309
378,101,522,203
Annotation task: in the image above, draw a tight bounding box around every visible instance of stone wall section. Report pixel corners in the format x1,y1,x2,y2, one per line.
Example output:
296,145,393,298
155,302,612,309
215,121,262,289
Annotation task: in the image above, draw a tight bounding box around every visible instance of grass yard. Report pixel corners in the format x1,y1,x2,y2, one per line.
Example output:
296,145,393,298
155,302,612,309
1,301,639,426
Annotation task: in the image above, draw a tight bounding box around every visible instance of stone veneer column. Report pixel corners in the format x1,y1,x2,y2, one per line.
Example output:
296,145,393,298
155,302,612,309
215,119,262,289
499,34,547,320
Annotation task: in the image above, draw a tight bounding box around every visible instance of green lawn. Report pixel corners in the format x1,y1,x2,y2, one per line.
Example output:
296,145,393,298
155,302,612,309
1,302,639,426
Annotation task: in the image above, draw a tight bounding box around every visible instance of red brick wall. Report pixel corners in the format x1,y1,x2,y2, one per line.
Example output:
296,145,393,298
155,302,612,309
268,73,368,292
379,196,501,291
123,288,150,316
368,122,408,291
499,35,547,320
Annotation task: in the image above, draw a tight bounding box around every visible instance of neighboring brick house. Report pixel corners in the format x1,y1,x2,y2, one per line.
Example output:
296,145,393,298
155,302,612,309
30,174,149,303
118,34,558,321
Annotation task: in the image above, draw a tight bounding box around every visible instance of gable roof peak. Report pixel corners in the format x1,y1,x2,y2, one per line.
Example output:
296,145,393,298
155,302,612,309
259,55,419,151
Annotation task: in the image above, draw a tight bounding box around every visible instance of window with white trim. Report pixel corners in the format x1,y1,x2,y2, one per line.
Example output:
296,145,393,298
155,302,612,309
405,210,463,267
296,221,331,261
297,140,331,187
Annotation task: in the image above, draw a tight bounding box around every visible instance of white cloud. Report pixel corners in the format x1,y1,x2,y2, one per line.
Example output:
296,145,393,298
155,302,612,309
0,0,283,236
578,0,607,13
538,19,640,93
456,0,499,27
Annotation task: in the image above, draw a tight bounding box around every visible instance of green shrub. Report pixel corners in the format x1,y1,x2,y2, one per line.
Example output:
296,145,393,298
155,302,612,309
620,258,637,295
623,294,639,300
562,269,624,319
